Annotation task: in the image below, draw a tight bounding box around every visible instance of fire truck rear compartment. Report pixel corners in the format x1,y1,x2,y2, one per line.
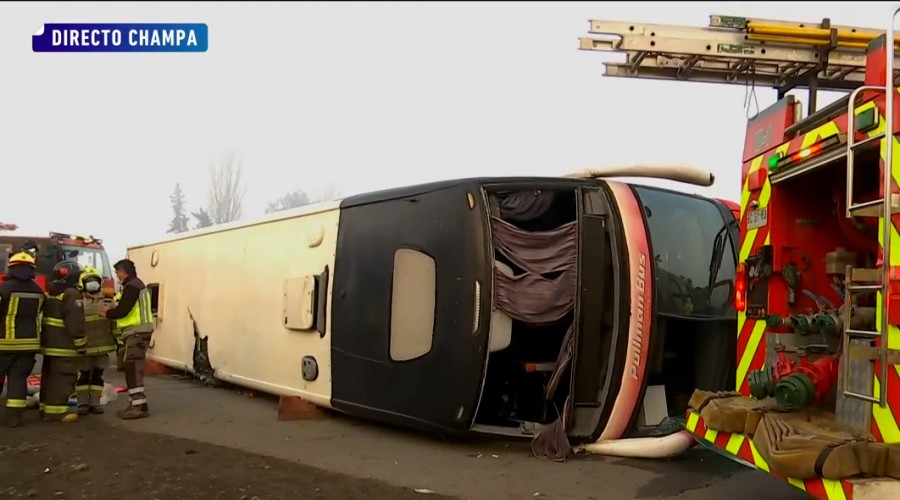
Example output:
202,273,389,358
742,143,881,420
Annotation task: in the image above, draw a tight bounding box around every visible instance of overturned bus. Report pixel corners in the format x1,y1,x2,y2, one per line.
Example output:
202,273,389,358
127,172,738,443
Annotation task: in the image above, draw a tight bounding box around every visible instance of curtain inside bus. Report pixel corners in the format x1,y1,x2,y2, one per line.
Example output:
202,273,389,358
490,216,577,324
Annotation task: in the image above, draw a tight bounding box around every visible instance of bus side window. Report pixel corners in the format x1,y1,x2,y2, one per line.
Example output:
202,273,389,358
390,247,437,362
146,283,162,320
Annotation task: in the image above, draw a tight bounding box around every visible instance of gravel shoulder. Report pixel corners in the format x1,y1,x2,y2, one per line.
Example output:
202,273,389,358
0,413,456,500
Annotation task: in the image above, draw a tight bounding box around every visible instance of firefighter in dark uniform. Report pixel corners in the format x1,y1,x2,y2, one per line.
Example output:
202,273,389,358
74,266,117,415
40,261,85,423
0,252,45,427
102,259,154,420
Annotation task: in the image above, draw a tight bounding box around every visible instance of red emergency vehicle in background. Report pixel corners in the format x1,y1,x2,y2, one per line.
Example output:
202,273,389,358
582,10,900,500
0,223,115,297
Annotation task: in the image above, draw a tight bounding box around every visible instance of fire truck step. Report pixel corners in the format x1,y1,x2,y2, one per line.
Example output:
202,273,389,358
849,268,883,283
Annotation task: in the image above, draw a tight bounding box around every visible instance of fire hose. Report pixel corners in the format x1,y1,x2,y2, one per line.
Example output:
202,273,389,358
575,416,697,459
576,429,696,458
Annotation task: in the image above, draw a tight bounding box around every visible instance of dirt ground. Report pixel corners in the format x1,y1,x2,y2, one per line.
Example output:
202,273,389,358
0,411,456,500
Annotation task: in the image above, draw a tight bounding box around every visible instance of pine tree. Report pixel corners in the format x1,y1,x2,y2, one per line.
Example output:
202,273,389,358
167,183,190,234
192,208,213,229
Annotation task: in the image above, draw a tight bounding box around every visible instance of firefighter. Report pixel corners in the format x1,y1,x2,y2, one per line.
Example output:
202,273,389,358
0,252,45,427
40,260,86,423
74,266,116,415
101,259,154,420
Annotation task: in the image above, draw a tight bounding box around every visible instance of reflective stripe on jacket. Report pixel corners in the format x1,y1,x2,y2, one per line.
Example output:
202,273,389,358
0,281,44,352
41,288,86,357
80,296,117,356
116,287,154,337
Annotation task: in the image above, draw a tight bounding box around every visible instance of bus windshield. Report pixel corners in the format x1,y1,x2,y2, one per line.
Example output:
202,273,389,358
631,186,737,319
62,245,113,279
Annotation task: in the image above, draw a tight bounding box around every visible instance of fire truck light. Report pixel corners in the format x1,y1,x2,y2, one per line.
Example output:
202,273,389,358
735,263,747,312
769,138,835,172
794,144,822,161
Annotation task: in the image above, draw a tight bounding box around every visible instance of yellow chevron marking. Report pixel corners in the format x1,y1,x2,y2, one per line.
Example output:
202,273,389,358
748,439,770,472
800,120,841,149
724,433,744,455
691,412,849,498
865,102,900,444
823,479,848,500
685,411,699,432
736,320,767,395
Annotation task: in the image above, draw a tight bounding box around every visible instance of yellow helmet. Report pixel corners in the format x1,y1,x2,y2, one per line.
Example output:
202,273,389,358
78,266,103,291
8,251,36,268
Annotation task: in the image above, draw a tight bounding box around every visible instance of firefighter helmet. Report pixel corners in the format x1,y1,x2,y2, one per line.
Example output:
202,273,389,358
53,261,82,284
78,266,103,291
8,251,36,268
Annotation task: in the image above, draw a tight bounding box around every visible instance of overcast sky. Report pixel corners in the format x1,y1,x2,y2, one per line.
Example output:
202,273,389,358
0,1,889,260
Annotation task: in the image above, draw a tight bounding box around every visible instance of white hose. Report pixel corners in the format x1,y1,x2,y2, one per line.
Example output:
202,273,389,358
575,430,696,459
565,165,716,187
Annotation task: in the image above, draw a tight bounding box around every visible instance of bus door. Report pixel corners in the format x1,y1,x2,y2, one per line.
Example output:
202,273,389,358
330,182,492,434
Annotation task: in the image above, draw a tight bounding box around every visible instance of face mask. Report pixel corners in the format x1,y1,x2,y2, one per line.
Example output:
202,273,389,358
85,281,101,293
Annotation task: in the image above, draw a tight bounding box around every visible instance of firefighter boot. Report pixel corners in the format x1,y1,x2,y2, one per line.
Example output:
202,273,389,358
6,408,23,428
117,404,149,420
43,412,79,423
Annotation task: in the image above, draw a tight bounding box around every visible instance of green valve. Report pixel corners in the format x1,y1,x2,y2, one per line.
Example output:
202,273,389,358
774,373,816,411
748,366,776,400
766,314,783,328
813,314,838,337
789,315,812,336
856,107,878,133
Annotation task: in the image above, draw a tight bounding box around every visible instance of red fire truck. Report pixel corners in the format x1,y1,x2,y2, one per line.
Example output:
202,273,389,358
581,10,900,500
0,225,115,297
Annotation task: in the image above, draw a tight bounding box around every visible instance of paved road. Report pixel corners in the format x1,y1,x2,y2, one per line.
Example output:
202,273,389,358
87,371,811,500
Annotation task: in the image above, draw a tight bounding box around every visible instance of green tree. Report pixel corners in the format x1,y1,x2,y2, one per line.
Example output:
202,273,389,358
167,183,191,234
192,208,213,229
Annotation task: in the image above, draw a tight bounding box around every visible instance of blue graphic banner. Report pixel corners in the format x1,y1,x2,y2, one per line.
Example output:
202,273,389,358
33,23,208,53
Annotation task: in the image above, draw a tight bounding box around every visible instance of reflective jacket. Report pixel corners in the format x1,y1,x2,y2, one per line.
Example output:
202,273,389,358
0,276,45,352
107,277,154,338
80,295,117,356
41,285,86,357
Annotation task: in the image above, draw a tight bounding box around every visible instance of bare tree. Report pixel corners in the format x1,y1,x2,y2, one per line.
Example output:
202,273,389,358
207,152,246,224
317,182,340,202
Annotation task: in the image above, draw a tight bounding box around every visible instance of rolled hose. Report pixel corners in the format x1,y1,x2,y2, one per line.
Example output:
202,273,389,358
575,429,696,458
564,165,716,187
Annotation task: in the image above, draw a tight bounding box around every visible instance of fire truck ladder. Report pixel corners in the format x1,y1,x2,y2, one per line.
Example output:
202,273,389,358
841,8,900,407
578,14,900,113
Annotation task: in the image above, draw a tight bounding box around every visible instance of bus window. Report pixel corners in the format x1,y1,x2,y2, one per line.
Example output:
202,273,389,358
632,186,737,318
390,248,437,362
